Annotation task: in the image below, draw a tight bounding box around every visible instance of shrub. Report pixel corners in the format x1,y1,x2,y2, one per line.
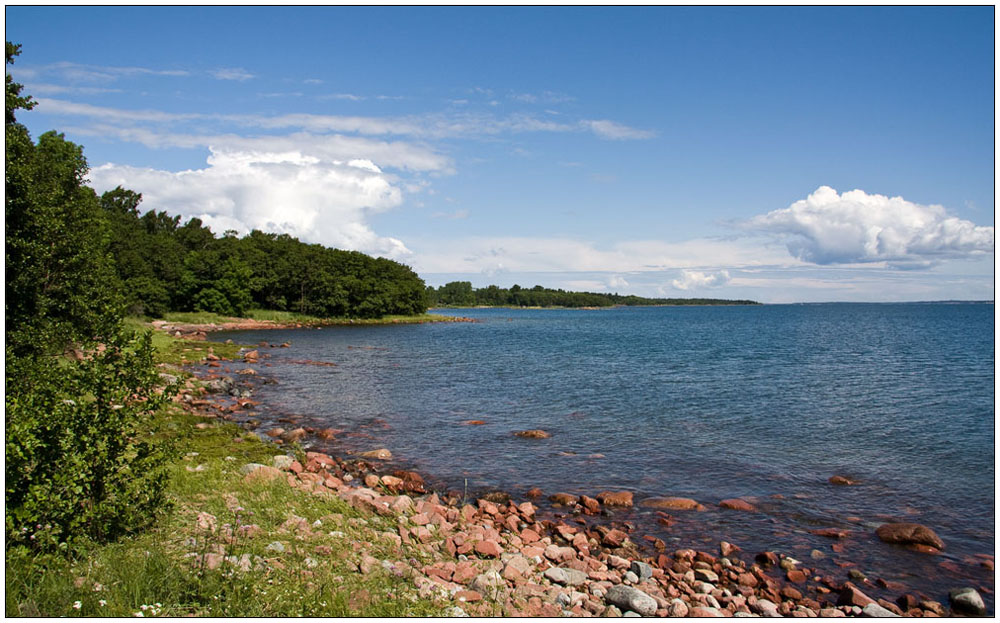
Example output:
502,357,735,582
5,329,175,550
193,288,234,316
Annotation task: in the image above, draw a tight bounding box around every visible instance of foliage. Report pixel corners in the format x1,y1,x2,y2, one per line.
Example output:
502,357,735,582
6,409,448,618
429,281,760,308
5,333,175,549
6,43,173,551
100,199,428,320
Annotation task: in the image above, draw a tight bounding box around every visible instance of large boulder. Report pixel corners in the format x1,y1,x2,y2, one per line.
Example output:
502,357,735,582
948,587,986,616
875,523,944,550
604,585,658,617
597,491,634,507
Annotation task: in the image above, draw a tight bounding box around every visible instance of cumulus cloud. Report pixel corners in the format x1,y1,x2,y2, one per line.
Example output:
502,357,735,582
88,149,410,259
671,269,731,290
746,186,994,268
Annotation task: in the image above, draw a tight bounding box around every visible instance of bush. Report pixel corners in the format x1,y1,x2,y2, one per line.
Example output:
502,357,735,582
193,288,234,316
5,329,175,550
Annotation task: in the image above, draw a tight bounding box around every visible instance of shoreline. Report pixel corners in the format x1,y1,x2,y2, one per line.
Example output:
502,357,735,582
150,312,474,339
172,332,993,617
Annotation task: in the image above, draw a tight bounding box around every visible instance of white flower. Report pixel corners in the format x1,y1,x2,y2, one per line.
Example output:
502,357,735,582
98,600,107,607
72,601,82,610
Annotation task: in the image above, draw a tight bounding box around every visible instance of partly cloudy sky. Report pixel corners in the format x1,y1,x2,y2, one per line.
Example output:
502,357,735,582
6,7,994,302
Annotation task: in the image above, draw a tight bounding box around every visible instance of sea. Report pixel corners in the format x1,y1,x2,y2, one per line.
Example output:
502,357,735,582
212,302,995,609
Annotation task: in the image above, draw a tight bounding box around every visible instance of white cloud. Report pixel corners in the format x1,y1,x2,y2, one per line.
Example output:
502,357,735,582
410,236,794,275
608,275,630,289
88,148,410,259
746,186,994,268
17,61,189,83
63,122,451,173
431,209,469,220
671,269,731,290
581,119,656,141
36,97,647,142
318,93,366,101
25,83,123,95
212,68,255,81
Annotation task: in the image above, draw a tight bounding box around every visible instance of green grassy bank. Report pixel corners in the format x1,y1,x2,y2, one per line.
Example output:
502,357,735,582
5,328,449,617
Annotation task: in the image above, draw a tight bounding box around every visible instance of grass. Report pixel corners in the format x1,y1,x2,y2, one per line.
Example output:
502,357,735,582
124,317,245,366
5,406,449,617
6,327,451,618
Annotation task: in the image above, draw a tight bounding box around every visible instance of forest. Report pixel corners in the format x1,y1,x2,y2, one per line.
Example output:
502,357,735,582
101,187,428,320
427,281,759,308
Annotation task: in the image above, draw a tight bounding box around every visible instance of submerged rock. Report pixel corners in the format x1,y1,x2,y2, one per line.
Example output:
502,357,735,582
719,498,756,512
359,448,393,460
875,522,945,550
514,429,551,439
640,496,707,511
829,475,859,486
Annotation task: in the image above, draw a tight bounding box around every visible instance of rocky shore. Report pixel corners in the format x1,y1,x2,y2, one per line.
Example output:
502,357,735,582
166,338,992,618
151,314,475,340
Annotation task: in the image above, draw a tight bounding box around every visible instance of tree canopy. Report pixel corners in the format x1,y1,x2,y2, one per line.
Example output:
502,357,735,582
427,282,759,308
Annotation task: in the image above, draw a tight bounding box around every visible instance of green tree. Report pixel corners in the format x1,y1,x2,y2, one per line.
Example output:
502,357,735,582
5,43,172,550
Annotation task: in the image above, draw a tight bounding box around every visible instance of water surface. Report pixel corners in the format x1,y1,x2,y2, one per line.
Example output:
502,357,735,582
212,303,994,607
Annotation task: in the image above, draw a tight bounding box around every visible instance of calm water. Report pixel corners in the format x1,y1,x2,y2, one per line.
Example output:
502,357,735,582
212,303,995,606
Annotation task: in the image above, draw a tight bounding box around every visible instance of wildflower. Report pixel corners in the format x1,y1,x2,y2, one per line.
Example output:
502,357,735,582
73,601,82,610
134,612,144,617
98,600,107,607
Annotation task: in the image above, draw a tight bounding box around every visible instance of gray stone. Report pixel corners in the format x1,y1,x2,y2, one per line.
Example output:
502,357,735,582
623,611,642,617
694,568,719,583
265,541,285,553
624,571,639,584
544,567,569,584
605,585,658,617
949,587,986,616
693,581,715,594
733,613,759,618
753,599,781,617
561,567,588,586
630,560,653,581
861,603,900,617
240,462,269,475
272,455,295,470
470,570,505,595
203,377,234,394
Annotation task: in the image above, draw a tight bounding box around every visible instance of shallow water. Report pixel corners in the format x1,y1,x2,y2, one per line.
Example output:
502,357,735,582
212,302,994,608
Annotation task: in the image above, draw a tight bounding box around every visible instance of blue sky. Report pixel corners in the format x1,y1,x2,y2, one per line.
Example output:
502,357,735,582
6,6,994,302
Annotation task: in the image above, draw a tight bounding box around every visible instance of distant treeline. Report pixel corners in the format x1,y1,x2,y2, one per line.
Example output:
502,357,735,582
426,281,759,308
102,187,427,319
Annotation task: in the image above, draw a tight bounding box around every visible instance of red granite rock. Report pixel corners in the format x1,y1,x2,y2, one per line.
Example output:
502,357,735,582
719,498,757,512
875,523,944,549
597,491,634,507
